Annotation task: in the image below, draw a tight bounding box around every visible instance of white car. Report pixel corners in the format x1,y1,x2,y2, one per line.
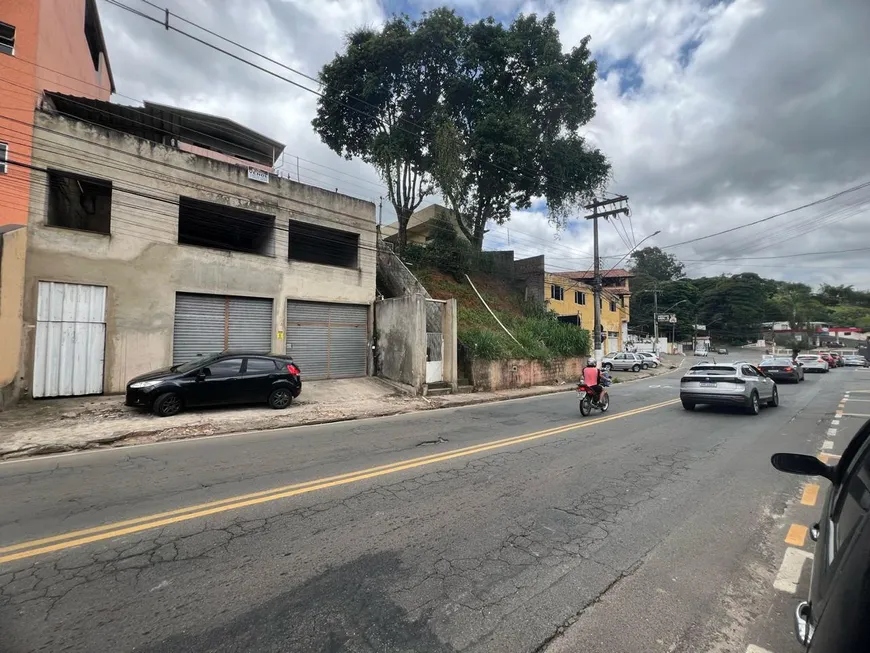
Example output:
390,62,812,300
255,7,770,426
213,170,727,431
694,348,709,357
637,352,661,368
795,354,829,373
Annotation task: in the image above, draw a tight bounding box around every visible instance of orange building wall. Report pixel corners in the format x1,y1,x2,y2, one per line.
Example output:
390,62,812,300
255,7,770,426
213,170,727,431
0,0,41,227
35,0,112,100
0,0,112,227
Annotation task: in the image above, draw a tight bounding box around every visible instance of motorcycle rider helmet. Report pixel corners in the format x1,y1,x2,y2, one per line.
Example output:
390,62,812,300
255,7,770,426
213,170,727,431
586,358,597,367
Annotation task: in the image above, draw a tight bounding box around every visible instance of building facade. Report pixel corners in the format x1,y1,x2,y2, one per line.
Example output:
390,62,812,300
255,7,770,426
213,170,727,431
380,204,464,246
19,96,377,397
515,256,631,354
0,0,113,227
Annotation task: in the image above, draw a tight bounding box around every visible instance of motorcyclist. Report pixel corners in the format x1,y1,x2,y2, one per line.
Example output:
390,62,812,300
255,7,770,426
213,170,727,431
582,358,604,404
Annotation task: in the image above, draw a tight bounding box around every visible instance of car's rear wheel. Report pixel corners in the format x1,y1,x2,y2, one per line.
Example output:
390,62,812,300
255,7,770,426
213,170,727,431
153,392,182,417
768,386,779,407
602,363,613,372
268,388,293,410
631,364,641,372
746,391,760,415
682,400,695,411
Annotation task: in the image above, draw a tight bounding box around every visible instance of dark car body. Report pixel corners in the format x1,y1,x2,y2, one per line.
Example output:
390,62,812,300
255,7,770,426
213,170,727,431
771,418,870,652
125,351,302,416
759,357,805,383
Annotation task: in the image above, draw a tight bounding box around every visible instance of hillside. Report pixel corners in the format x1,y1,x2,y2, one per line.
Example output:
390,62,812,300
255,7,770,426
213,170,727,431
415,268,590,361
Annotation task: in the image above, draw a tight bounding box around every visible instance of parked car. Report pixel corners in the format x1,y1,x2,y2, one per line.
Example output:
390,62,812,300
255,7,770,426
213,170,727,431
636,352,661,368
759,357,805,383
125,351,302,417
600,352,644,372
844,355,869,367
680,363,778,414
717,347,728,355
796,354,830,373
770,417,870,652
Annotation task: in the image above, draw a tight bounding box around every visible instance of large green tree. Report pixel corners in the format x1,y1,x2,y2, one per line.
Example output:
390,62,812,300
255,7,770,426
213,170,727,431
432,13,610,250
629,247,685,282
312,9,464,251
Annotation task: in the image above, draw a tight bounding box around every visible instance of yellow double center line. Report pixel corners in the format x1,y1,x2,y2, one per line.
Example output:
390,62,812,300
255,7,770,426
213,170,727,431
0,398,679,564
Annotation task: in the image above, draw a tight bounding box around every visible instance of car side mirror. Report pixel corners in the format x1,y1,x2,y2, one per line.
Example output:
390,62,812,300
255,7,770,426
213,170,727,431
197,368,211,380
771,453,835,482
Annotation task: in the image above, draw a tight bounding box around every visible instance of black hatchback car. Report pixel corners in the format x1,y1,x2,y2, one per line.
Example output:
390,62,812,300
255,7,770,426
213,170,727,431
771,417,870,652
125,351,302,417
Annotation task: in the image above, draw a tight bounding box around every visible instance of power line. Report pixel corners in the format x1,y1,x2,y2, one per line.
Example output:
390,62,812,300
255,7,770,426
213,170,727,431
659,179,870,250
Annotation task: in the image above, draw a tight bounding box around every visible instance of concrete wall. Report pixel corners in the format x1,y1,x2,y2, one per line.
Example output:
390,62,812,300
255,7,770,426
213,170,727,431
21,111,376,394
471,356,587,392
442,298,458,391
375,295,426,390
515,255,546,304
376,243,431,298
0,225,26,408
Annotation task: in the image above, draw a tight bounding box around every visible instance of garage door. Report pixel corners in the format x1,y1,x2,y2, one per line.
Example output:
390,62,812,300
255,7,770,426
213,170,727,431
173,293,273,364
286,300,367,379
33,282,107,398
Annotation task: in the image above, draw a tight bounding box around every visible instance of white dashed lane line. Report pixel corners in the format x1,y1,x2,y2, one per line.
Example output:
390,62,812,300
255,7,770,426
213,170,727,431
773,547,813,593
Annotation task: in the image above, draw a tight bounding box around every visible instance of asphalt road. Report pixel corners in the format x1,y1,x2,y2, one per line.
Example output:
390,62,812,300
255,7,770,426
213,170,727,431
0,357,864,653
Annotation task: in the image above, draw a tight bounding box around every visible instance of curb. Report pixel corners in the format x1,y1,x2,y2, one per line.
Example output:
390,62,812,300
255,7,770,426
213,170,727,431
0,362,682,460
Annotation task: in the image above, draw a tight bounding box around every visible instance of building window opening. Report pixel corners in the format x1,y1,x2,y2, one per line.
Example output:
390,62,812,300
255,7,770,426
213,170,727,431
551,285,564,301
0,142,7,173
0,22,14,56
575,290,586,305
178,196,275,256
288,219,359,268
83,1,103,71
610,300,617,312
47,170,112,234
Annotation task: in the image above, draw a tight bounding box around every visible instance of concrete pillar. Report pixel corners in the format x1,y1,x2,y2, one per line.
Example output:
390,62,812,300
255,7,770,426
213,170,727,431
442,298,458,391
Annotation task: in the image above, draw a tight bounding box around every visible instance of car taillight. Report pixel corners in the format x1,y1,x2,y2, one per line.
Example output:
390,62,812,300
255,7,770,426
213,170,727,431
785,366,793,372
287,363,300,376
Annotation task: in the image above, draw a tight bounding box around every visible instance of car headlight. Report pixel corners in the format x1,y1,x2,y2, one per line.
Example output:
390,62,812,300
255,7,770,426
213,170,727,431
129,379,162,390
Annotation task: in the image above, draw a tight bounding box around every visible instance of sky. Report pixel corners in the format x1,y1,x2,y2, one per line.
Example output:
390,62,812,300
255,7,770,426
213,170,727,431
96,0,870,288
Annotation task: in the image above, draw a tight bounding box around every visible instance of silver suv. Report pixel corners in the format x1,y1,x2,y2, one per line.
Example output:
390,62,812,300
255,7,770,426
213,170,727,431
601,352,644,372
680,363,779,415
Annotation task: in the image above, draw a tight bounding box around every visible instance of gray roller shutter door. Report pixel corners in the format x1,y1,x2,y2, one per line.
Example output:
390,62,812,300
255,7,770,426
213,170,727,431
286,300,367,380
173,293,273,365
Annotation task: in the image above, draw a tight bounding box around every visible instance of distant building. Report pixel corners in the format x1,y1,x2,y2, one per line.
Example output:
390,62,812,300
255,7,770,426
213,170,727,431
380,204,464,246
515,258,630,353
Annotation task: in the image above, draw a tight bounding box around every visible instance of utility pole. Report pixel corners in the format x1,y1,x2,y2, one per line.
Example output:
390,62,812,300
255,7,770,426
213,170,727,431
653,282,659,352
584,195,630,362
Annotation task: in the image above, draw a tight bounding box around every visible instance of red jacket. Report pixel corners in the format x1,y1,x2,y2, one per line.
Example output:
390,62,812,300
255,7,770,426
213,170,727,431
582,366,601,387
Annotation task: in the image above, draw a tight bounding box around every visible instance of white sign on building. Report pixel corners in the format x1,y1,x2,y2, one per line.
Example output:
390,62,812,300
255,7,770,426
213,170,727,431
247,167,270,183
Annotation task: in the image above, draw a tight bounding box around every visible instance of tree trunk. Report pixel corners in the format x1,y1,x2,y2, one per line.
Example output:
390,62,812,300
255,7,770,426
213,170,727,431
396,208,412,254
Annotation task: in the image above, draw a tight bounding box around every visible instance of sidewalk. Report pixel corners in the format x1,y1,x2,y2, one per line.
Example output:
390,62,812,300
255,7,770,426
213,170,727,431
0,357,682,459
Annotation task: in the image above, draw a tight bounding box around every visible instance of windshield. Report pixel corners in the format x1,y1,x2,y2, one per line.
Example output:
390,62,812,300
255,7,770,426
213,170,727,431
796,356,819,361
172,355,217,373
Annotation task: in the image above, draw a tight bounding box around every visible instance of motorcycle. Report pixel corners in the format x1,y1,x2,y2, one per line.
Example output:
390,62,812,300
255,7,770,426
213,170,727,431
577,383,610,416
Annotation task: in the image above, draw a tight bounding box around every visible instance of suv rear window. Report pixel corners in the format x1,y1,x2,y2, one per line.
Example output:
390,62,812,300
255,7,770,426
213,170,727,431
763,359,793,365
688,366,736,375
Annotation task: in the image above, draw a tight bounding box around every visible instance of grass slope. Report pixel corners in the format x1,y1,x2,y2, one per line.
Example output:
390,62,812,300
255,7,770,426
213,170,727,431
417,268,591,361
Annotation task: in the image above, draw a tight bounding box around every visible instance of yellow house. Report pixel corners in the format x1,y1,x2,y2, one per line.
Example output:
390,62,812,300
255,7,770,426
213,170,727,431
543,270,631,354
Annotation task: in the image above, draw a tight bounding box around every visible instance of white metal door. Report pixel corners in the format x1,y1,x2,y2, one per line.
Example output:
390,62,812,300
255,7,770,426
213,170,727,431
607,332,619,353
426,335,443,383
33,282,107,398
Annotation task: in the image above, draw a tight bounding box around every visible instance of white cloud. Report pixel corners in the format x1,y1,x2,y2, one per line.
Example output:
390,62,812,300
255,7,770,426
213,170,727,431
98,0,870,288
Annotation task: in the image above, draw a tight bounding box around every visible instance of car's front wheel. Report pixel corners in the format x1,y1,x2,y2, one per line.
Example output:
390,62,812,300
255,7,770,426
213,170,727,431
768,386,779,407
746,391,760,415
153,392,183,417
631,364,641,372
268,387,293,409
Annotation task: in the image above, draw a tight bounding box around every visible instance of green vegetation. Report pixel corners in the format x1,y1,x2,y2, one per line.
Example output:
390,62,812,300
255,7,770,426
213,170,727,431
628,247,870,343
417,268,590,362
